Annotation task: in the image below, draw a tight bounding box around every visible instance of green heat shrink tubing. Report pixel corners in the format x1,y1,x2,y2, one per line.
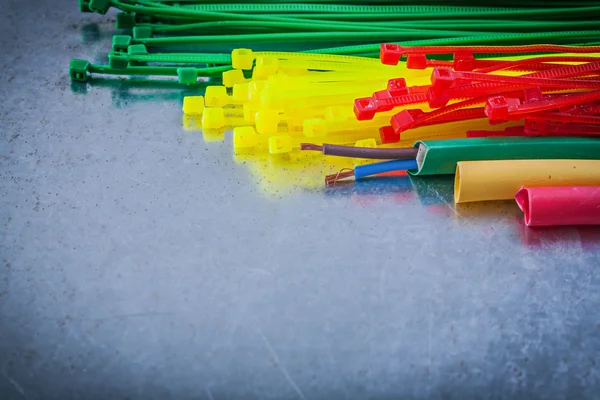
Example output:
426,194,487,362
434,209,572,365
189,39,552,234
409,137,600,176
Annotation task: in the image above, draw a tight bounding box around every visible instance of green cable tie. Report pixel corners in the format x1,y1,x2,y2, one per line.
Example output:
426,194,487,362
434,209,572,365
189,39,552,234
171,3,521,14
70,58,229,84
108,45,231,69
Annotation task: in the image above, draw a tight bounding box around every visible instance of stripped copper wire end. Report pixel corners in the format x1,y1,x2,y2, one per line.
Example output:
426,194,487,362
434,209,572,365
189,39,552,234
300,143,323,152
325,168,355,187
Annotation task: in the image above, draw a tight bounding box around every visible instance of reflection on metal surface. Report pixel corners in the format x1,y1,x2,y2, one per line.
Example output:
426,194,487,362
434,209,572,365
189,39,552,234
409,174,455,207
454,201,521,222
72,76,209,109
182,115,227,142
233,151,354,195
515,219,600,251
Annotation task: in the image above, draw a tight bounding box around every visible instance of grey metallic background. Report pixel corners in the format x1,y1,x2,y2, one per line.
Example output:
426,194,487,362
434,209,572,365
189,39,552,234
1,1,600,399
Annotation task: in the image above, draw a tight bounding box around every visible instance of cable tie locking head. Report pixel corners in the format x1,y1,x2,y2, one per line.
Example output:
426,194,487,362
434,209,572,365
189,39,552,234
233,126,260,154
379,126,399,144
115,12,136,29
430,68,456,97
380,44,403,66
112,35,132,53
231,49,255,70
133,26,152,39
354,97,378,121
255,110,281,135
108,52,128,69
523,87,544,103
453,51,475,72
387,78,409,96
372,91,394,112
426,87,450,109
204,86,231,107
202,107,226,130
232,83,251,102
484,96,521,121
78,0,93,12
182,96,205,116
406,54,428,70
88,0,110,14
177,67,198,85
69,59,91,82
127,44,148,56
391,110,417,134
253,56,279,80
222,70,247,88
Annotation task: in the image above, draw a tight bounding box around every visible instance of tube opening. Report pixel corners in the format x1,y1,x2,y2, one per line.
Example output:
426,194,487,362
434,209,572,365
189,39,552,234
415,143,427,172
514,187,532,226
454,164,462,204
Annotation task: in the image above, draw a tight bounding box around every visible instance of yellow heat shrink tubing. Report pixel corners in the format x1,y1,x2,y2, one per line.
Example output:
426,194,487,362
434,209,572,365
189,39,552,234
454,159,600,203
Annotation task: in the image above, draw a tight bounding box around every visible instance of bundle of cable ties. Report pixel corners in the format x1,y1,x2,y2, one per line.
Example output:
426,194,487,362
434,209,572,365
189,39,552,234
72,0,600,82
70,1,600,227
181,43,600,227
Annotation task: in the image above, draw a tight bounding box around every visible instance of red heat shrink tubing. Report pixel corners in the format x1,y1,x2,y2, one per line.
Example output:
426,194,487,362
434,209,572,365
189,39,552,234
515,186,600,227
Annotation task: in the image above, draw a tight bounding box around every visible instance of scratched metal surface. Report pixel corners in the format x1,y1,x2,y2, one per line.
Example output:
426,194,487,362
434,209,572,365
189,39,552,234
2,2,600,400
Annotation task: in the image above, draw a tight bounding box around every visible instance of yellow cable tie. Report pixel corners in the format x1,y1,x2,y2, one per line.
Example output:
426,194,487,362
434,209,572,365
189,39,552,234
233,126,382,155
222,69,250,88
231,48,384,70
303,115,392,138
202,107,248,130
204,86,245,107
182,96,205,116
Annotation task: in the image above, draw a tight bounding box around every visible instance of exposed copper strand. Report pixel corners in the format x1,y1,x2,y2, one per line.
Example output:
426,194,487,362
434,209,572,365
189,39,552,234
300,143,323,152
325,169,355,187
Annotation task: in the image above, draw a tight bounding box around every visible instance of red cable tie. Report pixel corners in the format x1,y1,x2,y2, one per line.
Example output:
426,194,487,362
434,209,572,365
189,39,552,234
391,88,526,133
380,44,600,66
427,61,600,108
505,90,600,118
405,56,552,72
383,107,488,143
387,78,409,96
523,111,600,124
485,87,600,122
431,67,600,100
466,126,525,138
476,56,600,74
524,120,600,136
582,104,600,114
354,92,428,120
379,126,399,144
354,82,433,121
